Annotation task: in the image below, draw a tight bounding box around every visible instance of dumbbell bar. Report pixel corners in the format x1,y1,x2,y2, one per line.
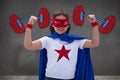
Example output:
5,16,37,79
73,5,116,34
9,8,50,34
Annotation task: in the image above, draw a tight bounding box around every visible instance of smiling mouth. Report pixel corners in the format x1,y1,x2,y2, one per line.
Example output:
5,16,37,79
58,29,64,31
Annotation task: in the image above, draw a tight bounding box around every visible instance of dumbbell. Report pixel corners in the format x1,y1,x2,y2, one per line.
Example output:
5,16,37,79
10,5,116,34
9,8,50,34
73,5,116,34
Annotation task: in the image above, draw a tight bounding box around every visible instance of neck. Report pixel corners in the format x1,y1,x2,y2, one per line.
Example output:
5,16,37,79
52,32,68,35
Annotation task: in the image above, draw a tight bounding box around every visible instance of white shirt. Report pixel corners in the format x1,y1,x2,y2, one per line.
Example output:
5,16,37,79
39,36,87,79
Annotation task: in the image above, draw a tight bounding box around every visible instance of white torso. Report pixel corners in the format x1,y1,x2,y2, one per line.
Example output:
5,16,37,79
39,36,87,79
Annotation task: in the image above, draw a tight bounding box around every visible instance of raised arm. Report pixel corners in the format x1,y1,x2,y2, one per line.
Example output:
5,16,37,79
83,14,100,48
24,16,42,50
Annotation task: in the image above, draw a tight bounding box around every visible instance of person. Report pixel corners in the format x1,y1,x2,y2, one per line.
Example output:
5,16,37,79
24,11,100,80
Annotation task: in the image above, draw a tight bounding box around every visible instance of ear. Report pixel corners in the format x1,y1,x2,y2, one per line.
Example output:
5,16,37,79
52,24,55,27
67,25,70,28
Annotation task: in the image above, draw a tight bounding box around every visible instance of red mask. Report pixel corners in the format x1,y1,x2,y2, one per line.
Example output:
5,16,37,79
52,18,70,28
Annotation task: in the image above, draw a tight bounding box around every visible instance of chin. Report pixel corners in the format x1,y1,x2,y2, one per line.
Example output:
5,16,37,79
57,31,65,34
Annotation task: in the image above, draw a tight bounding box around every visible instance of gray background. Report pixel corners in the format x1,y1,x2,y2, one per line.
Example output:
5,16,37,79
0,0,120,75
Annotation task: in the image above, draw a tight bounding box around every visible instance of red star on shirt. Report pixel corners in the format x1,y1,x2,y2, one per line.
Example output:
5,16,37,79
55,45,71,62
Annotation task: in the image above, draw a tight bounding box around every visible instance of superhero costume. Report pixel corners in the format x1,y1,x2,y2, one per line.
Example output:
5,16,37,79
39,32,94,80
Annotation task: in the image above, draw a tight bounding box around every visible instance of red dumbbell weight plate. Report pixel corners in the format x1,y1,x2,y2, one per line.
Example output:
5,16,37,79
38,8,50,29
73,5,85,26
9,14,25,34
99,16,116,34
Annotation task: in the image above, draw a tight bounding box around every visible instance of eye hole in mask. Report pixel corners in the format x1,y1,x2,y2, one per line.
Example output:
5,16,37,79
55,21,60,24
64,22,68,25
